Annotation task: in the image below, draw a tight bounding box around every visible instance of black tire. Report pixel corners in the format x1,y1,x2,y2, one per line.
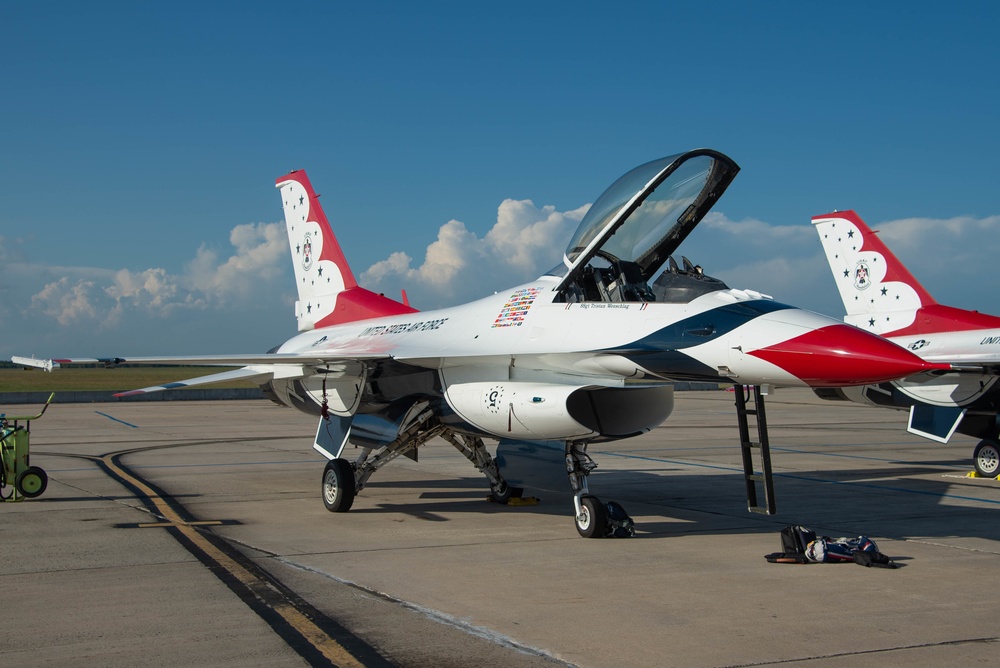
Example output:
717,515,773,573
575,494,607,538
489,480,523,504
974,440,1000,478
16,466,48,498
321,459,356,512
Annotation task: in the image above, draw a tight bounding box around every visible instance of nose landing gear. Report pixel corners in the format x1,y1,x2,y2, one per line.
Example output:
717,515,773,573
567,443,634,538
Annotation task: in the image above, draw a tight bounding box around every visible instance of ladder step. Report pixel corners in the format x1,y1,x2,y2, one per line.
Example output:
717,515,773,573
734,383,776,515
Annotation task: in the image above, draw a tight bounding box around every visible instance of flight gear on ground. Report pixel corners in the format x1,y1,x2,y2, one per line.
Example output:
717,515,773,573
766,525,897,568
604,501,634,538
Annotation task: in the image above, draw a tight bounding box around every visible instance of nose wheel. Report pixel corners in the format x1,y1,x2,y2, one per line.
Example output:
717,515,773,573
574,494,635,538
575,495,606,538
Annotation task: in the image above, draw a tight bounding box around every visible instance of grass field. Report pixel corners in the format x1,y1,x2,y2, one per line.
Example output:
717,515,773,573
0,367,258,392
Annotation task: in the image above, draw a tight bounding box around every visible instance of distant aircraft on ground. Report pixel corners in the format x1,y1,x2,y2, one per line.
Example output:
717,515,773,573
13,152,946,537
812,210,1000,477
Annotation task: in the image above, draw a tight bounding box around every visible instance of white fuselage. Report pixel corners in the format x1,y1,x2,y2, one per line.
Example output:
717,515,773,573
275,276,831,389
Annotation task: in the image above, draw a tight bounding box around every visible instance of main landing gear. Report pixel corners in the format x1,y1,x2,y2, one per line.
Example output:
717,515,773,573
566,443,634,538
318,413,517,516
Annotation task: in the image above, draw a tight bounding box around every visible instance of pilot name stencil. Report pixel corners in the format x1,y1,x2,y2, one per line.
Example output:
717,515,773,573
578,303,631,310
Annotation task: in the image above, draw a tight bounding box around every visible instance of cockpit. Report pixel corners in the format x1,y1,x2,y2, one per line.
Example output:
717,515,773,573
550,150,739,305
649,255,728,303
557,253,728,304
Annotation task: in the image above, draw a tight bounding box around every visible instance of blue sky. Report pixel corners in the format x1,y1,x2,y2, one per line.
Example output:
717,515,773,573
3,2,999,359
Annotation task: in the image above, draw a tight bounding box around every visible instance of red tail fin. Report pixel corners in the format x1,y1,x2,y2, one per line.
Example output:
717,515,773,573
276,170,417,330
813,210,1000,335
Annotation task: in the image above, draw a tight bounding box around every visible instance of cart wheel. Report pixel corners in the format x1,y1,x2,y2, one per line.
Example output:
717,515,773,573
16,466,48,498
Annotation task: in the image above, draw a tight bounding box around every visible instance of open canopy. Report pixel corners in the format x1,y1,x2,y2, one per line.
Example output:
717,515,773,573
554,149,739,300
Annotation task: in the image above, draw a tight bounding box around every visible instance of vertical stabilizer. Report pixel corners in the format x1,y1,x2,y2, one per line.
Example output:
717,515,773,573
812,210,935,336
276,170,417,331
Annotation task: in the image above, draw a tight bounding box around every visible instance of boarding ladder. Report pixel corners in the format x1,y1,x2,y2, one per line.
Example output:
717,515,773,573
733,385,776,515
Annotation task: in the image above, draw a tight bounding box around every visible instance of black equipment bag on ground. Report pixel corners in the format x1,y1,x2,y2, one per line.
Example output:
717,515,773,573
780,525,816,554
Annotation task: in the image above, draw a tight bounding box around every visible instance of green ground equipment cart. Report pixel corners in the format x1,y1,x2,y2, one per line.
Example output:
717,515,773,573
1,393,54,502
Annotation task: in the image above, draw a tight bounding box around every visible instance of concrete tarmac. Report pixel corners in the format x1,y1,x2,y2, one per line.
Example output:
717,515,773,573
4,389,1000,667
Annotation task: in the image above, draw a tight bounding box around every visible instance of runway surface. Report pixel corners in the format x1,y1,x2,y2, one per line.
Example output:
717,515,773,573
4,389,1000,667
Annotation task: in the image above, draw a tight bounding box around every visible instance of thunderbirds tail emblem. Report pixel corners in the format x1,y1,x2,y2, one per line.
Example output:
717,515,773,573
301,232,313,271
853,260,871,290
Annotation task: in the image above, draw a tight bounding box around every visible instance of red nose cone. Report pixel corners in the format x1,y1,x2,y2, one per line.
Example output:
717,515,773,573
749,324,949,387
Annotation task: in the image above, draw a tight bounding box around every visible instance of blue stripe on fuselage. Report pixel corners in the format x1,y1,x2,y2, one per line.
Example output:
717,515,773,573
613,300,795,352
607,300,795,380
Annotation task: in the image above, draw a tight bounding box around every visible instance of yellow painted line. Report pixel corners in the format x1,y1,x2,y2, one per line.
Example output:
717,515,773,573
103,454,366,668
137,520,225,528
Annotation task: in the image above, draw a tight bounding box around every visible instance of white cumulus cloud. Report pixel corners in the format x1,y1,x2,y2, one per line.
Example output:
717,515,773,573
27,222,289,327
361,199,589,308
701,212,814,242
30,277,100,326
187,222,289,301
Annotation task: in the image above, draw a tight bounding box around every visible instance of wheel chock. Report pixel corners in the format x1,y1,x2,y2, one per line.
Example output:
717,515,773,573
487,494,539,506
965,471,1000,480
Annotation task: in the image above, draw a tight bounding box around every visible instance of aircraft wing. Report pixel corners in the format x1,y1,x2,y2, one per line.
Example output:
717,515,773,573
14,353,385,369
113,366,276,397
11,351,391,399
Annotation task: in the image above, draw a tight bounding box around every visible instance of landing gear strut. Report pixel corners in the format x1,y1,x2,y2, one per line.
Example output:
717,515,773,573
566,442,634,538
317,406,521,514
439,432,520,503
